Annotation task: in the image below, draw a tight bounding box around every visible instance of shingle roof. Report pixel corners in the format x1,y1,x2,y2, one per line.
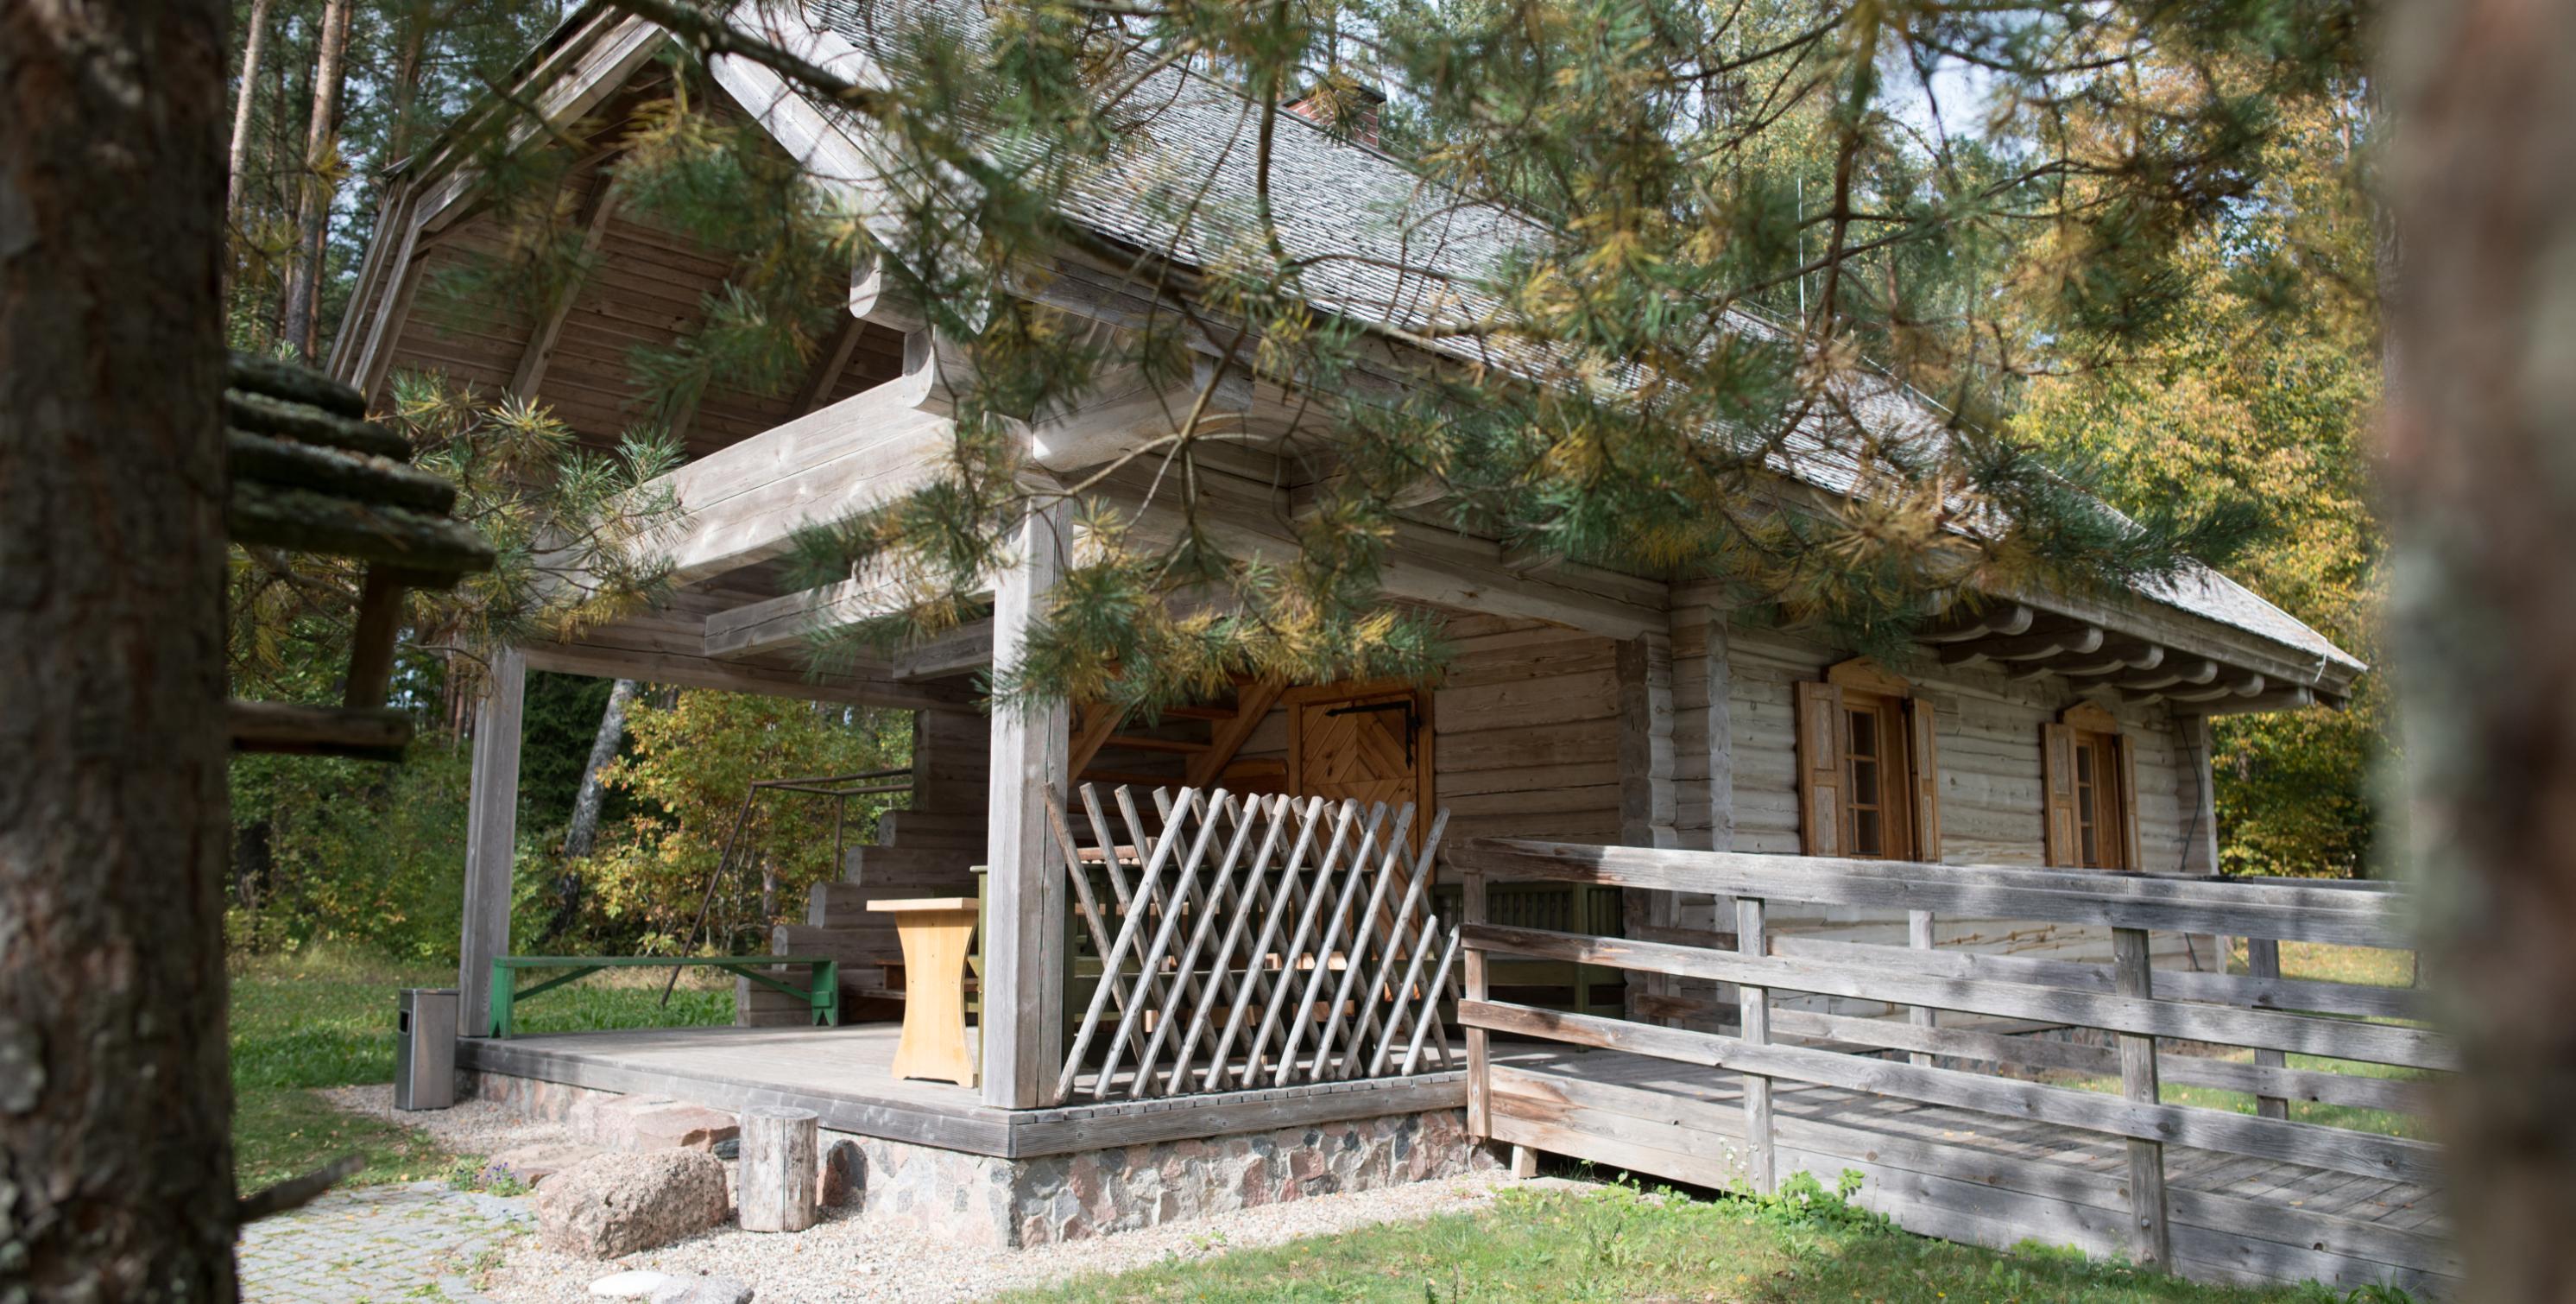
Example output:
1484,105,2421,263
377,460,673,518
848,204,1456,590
807,0,2364,681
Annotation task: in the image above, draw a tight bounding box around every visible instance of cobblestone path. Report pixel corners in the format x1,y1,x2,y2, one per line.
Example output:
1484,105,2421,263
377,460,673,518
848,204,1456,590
238,1181,532,1303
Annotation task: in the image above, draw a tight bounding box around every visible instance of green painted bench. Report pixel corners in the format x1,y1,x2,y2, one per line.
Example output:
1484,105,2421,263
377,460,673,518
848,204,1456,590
487,955,838,1038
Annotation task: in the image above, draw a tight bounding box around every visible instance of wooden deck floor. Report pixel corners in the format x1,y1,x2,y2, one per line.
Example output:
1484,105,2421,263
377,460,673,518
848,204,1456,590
459,1023,1467,1159
1487,1047,2455,1295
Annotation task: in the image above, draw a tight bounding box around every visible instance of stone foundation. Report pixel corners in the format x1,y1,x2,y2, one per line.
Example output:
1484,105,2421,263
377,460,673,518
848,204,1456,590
461,1070,1493,1249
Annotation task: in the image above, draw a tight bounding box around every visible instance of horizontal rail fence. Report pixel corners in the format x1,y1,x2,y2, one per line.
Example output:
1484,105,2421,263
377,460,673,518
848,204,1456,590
1451,839,2452,1294
1045,784,1465,1105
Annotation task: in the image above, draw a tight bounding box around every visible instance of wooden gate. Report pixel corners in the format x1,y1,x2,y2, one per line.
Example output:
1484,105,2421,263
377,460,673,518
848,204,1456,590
1044,783,1465,1104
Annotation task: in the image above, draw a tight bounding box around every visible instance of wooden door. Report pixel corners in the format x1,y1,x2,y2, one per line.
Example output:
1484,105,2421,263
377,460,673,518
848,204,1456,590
1287,682,1434,821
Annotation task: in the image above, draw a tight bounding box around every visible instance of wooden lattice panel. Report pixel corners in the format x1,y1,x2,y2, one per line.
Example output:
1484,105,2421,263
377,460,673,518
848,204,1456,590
1045,785,1462,1104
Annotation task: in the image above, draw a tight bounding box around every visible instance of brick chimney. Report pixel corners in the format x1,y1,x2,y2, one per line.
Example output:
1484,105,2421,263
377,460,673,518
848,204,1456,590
1285,74,1386,149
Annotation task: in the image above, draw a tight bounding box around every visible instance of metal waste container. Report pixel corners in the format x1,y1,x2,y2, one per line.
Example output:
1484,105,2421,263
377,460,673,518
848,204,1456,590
395,988,458,1111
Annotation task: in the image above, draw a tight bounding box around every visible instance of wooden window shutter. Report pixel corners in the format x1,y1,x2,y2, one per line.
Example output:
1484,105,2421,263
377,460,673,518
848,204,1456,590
2112,731,2144,871
1794,680,1844,856
2040,722,2077,866
1906,697,1941,862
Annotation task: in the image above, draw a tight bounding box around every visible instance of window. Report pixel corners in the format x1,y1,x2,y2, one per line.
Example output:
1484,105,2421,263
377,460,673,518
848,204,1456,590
1796,660,1940,862
2044,704,2137,870
1840,688,1911,859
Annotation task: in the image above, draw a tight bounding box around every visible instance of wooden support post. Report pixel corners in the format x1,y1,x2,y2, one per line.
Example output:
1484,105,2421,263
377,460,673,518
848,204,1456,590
1618,632,1676,1022
1509,1144,1539,1180
738,1105,820,1232
1736,895,1774,1194
2245,936,2290,1119
2112,927,2172,1268
1463,863,1491,1139
981,495,1071,1108
341,567,405,708
458,646,525,1037
1906,908,1937,1067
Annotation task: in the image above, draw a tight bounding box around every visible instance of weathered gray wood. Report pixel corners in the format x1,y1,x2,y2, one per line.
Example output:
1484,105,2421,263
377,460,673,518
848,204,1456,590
2245,937,2292,1120
1241,801,1380,1079
982,496,1071,1107
737,1105,819,1233
1459,1000,2442,1186
1087,789,1237,1098
1770,934,2434,1022
1763,1007,2432,1114
1326,813,1449,1081
1465,862,1492,1139
1402,930,1466,1075
1278,807,1414,1084
1466,921,2451,1069
2114,927,2173,1268
227,700,414,762
1906,909,1936,1067
1129,794,1272,1096
1738,896,1774,1193
1198,797,1334,1088
1451,840,2418,949
459,647,525,1037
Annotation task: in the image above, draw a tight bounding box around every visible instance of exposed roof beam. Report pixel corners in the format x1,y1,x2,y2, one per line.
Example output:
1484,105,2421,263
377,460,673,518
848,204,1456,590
508,181,620,397
2113,658,2219,691
2181,685,2316,717
2149,670,2267,705
1940,624,2104,666
1916,604,2036,643
2008,639,2163,682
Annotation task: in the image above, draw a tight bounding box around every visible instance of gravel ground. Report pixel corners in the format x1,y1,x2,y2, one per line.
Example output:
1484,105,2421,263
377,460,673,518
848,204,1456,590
319,1086,1525,1303
479,1173,1519,1303
319,1084,575,1157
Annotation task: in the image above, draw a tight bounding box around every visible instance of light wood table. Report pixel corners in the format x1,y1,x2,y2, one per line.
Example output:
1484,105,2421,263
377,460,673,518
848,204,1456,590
867,897,978,1088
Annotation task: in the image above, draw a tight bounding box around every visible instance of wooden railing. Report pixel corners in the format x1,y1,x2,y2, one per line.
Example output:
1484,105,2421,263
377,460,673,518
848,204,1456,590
1451,839,2447,1278
1044,785,1464,1105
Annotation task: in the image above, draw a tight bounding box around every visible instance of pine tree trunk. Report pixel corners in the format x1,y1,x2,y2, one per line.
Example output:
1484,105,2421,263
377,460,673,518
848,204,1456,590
226,0,273,215
2384,1,2576,1296
278,0,350,360
563,679,637,860
0,0,237,1297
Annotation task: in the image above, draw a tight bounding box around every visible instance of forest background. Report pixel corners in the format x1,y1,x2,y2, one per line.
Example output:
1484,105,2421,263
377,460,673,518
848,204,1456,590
221,0,2387,967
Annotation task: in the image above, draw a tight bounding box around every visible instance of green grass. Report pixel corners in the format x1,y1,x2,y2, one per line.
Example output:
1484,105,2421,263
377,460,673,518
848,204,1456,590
1008,1178,2381,1303
228,945,734,1193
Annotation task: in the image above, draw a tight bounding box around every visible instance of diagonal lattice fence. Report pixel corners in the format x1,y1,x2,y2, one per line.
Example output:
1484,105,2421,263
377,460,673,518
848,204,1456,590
1045,784,1462,1104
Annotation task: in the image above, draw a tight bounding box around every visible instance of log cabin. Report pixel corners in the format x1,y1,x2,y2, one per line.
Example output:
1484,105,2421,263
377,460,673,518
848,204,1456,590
324,2,2429,1288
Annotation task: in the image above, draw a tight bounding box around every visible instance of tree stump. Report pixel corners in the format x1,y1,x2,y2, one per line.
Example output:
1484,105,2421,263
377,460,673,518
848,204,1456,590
736,1106,819,1232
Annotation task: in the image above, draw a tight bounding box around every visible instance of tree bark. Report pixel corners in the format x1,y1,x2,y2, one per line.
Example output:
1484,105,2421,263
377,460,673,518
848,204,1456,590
226,0,274,215
278,0,350,360
0,0,237,1298
2383,1,2576,1297
563,679,636,860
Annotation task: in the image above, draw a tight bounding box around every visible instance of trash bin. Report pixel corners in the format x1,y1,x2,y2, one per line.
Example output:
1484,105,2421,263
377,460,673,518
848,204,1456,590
395,988,458,1111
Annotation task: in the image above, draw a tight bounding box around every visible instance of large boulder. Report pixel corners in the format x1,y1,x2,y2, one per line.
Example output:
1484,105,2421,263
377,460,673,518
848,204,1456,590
484,1142,604,1188
538,1151,730,1259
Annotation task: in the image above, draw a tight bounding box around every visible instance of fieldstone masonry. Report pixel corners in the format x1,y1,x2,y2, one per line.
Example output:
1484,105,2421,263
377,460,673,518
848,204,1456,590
464,1071,1493,1249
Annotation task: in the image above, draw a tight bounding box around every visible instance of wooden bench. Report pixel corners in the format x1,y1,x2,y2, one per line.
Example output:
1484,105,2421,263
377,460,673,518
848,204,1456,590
488,955,838,1038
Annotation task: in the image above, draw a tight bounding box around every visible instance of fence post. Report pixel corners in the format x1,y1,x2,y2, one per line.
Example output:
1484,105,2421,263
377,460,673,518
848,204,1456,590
1737,895,1774,1194
1463,862,1490,1140
1907,908,1936,1066
2245,936,2290,1119
2112,927,2172,1269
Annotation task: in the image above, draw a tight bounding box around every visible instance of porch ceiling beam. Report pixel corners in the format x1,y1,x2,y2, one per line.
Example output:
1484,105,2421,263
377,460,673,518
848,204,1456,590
1939,624,2104,666
790,313,868,416
893,617,995,681
522,631,973,712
